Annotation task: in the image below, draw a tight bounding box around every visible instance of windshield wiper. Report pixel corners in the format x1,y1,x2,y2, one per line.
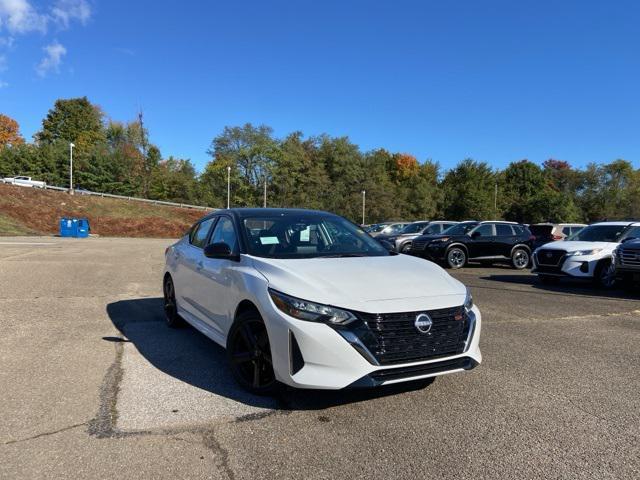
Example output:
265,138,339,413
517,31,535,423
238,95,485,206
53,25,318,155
321,253,368,258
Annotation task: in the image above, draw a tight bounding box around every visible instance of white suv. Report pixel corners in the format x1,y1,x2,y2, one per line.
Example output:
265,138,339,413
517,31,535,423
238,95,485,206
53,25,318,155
163,208,482,394
532,221,640,287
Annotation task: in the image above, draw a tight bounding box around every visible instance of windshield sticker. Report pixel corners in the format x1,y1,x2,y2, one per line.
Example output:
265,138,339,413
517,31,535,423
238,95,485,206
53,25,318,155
259,236,279,245
300,227,310,241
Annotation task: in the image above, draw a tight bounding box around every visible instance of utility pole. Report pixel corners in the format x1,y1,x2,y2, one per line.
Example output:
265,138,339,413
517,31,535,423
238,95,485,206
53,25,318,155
263,175,267,208
69,142,75,195
226,166,231,209
362,190,366,225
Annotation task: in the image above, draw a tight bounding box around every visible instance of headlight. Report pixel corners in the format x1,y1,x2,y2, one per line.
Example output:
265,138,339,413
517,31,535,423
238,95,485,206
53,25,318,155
566,248,602,257
464,288,473,313
268,289,357,325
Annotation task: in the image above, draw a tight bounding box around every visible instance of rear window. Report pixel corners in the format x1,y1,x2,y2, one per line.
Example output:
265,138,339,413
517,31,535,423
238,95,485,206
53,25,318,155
529,225,553,236
496,224,514,236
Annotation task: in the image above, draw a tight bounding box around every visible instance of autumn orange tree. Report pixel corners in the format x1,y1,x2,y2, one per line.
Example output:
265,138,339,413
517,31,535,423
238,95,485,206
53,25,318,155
0,114,24,148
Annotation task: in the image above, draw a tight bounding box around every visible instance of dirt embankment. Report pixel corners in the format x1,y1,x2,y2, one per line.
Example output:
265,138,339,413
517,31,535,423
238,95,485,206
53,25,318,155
0,184,212,237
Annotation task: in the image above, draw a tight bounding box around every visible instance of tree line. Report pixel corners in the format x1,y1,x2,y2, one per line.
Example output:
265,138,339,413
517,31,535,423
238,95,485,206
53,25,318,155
1,97,639,224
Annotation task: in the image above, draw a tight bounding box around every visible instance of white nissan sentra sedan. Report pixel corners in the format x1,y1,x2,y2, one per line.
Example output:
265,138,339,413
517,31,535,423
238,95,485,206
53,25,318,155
163,208,482,394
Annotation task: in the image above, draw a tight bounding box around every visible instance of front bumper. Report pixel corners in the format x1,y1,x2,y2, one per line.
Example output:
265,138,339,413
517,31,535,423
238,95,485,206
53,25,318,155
258,294,482,390
532,251,602,279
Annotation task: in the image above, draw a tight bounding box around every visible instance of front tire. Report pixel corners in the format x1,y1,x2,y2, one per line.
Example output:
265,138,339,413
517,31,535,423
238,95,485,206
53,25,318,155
594,260,616,288
400,243,412,254
511,248,530,270
227,311,278,395
446,247,467,269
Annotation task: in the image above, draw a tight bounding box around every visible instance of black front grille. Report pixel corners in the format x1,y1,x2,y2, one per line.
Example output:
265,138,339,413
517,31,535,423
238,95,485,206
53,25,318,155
410,239,429,252
620,249,640,267
351,306,470,365
536,249,566,266
370,357,475,383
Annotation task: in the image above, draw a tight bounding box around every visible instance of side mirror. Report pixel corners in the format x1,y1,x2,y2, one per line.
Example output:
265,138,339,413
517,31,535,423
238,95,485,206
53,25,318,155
204,242,239,261
378,239,396,252
471,231,481,239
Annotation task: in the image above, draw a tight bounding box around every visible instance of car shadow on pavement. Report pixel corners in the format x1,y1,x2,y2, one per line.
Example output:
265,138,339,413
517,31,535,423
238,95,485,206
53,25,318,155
106,298,434,412
480,274,640,300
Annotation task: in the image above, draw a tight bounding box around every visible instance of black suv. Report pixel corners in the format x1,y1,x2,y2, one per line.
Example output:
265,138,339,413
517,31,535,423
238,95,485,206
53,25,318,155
613,238,640,286
409,221,534,269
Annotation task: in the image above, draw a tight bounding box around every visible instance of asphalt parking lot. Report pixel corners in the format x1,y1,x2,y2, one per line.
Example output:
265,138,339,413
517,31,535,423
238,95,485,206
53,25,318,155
1,237,639,480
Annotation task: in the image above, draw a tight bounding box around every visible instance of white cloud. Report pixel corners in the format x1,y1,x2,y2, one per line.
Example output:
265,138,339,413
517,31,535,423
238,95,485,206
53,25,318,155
0,0,48,34
0,0,91,34
0,79,8,87
36,40,66,76
51,0,91,29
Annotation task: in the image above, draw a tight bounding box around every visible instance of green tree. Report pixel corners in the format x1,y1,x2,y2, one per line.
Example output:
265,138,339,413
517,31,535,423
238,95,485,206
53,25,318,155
441,159,496,220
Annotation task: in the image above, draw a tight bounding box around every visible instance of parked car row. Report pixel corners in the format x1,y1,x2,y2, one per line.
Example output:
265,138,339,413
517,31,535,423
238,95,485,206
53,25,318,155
380,217,640,289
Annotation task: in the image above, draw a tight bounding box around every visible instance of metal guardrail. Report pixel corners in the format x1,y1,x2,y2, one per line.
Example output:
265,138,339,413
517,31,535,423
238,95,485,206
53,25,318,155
41,184,215,211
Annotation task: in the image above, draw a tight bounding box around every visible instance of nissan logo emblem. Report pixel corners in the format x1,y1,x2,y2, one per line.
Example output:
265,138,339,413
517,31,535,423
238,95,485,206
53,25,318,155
414,313,433,334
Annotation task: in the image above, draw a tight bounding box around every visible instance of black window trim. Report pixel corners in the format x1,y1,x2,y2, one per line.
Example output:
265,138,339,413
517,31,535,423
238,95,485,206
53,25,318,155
189,216,219,250
208,214,240,253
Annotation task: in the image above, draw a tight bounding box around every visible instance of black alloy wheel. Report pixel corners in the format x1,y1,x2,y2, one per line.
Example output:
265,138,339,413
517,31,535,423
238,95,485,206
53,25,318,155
446,247,467,269
163,276,184,328
511,248,530,270
227,311,278,395
595,260,616,289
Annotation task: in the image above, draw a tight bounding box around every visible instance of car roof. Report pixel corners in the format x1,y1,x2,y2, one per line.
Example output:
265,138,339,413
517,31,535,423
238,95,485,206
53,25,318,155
478,220,520,225
590,221,640,227
205,208,341,221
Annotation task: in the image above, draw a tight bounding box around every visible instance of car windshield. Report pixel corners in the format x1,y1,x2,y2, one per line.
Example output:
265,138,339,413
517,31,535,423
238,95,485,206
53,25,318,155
369,223,389,233
566,225,627,243
400,222,429,234
442,222,478,236
242,214,390,259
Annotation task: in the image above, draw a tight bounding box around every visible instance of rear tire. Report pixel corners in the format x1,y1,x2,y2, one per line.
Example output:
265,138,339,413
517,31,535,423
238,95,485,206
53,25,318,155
227,311,279,395
446,247,467,269
511,248,530,270
163,276,185,328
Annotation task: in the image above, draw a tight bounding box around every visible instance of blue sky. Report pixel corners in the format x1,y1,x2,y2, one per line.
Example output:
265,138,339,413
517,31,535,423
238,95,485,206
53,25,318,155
1,0,639,172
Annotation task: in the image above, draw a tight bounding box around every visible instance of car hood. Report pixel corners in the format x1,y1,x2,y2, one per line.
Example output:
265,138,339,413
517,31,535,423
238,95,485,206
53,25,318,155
537,241,618,252
248,254,466,313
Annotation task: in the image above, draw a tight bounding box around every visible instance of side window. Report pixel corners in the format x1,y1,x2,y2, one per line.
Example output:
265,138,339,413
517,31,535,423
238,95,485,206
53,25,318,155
474,224,494,237
496,224,514,236
190,218,216,248
210,217,238,251
562,226,572,236
424,224,440,235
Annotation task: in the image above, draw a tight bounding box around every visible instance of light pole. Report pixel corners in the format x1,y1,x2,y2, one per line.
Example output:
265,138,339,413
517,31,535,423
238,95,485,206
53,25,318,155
69,142,75,195
226,166,231,209
362,190,366,225
263,175,267,208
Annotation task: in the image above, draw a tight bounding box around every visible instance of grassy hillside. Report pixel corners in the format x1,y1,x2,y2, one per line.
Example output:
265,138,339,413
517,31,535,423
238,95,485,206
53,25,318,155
0,184,212,237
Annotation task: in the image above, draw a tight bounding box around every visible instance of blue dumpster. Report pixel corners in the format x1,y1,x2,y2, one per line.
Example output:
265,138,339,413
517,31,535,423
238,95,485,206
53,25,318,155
59,217,90,238
76,218,90,238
